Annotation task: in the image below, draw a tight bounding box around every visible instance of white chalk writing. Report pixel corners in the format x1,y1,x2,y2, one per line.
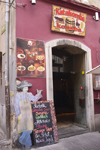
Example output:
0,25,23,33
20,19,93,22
33,103,47,109
34,119,50,125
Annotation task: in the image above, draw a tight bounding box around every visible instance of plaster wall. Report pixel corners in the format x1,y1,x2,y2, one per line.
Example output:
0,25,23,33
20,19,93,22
75,0,100,10
0,0,16,135
94,114,100,131
0,2,6,133
9,0,16,135
16,0,100,130
74,54,86,125
16,0,100,69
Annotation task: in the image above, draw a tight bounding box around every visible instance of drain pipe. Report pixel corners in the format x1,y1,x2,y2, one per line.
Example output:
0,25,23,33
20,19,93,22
5,0,10,139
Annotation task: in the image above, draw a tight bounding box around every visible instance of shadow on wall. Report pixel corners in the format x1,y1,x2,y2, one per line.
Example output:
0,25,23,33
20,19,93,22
0,104,6,136
94,114,100,131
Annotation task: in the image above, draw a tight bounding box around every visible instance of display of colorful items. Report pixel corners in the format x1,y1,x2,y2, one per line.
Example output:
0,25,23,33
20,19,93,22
16,38,45,78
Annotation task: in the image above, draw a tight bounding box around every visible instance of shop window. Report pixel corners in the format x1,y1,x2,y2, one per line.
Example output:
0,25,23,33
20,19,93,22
0,52,2,86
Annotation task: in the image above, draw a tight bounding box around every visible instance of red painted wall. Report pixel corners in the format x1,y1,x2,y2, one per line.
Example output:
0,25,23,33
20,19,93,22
16,0,100,112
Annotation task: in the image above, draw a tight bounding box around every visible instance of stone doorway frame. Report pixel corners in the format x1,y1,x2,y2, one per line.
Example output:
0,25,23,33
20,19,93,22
45,38,95,131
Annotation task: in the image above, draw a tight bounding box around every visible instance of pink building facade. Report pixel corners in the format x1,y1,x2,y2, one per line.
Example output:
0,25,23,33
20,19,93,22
16,0,100,132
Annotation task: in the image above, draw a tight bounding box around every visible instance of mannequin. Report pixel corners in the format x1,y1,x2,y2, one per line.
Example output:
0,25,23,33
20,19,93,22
14,81,43,150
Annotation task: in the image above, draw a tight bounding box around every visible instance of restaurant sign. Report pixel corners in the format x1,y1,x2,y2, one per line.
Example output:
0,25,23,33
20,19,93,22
51,5,87,36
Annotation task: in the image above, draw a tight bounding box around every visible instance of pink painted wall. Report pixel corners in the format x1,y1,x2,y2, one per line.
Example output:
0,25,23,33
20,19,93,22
16,0,100,112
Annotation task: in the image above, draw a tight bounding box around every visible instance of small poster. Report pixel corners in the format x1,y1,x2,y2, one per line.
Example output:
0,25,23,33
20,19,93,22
93,75,100,90
31,101,59,147
51,5,87,36
16,38,45,78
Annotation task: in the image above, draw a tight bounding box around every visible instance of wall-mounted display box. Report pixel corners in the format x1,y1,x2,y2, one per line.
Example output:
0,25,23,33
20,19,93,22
93,74,100,90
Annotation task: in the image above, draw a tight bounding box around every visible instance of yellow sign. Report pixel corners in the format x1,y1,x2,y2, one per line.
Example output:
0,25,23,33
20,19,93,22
51,5,87,36
1,24,6,35
11,92,13,97
82,71,85,74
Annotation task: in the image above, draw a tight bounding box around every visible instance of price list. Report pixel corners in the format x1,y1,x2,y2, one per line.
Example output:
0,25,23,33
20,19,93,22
31,101,59,147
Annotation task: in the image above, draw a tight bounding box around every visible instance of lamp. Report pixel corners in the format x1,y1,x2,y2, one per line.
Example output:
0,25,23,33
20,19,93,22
30,0,36,5
93,12,99,21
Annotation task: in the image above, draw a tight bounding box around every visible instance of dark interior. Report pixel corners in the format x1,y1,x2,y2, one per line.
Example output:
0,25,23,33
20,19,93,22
53,72,74,114
52,46,75,115
52,45,85,128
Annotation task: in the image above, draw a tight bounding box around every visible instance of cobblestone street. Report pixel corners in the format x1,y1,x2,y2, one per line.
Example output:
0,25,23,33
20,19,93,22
0,132,100,150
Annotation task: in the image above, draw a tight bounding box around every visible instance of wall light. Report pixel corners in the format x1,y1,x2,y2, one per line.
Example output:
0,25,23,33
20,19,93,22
30,0,36,5
93,12,99,21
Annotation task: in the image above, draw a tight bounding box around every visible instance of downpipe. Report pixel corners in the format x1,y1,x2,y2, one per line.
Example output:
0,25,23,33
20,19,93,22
5,0,10,139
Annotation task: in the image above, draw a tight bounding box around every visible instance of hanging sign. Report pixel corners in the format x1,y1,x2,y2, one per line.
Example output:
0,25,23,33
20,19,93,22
51,5,87,36
31,101,59,147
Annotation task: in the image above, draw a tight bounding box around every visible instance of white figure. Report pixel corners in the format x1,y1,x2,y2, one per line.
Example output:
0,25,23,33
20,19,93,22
23,86,28,94
14,80,43,150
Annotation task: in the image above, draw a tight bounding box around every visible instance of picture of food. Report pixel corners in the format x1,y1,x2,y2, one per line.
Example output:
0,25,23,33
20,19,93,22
17,53,26,62
37,55,44,64
65,17,75,33
37,66,45,75
18,66,25,71
28,65,35,71
17,38,45,78
17,65,26,75
18,54,25,58
28,53,35,58
17,48,24,55
17,62,22,67
55,16,64,24
27,52,36,63
37,55,44,60
28,65,36,75
37,66,45,71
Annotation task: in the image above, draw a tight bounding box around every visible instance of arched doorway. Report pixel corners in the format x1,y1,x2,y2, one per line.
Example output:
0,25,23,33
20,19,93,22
45,39,95,132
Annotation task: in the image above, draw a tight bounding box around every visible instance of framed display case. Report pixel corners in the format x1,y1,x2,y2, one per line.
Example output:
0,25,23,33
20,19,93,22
93,74,100,90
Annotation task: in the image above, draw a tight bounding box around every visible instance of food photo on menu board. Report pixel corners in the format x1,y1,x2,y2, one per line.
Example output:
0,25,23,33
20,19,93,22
16,38,46,78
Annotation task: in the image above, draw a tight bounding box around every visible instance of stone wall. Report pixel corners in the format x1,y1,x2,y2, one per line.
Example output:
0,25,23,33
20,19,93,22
9,0,16,138
0,1,6,134
75,0,100,10
0,0,16,137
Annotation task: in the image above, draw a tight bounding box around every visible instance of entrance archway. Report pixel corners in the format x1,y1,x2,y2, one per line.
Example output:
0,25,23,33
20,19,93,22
45,39,95,131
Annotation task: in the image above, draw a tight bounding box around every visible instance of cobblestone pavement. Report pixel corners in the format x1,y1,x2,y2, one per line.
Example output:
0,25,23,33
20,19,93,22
0,131,100,150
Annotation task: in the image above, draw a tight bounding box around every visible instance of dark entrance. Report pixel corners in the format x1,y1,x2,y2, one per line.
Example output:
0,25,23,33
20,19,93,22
52,45,89,138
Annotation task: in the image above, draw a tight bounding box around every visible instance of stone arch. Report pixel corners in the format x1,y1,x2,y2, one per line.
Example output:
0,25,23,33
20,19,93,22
45,38,95,131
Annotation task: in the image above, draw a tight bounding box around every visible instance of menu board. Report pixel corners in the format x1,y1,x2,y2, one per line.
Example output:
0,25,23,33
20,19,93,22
31,101,59,147
16,38,45,78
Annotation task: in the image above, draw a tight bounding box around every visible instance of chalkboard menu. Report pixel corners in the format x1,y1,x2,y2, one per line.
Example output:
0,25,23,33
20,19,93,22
31,101,59,147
